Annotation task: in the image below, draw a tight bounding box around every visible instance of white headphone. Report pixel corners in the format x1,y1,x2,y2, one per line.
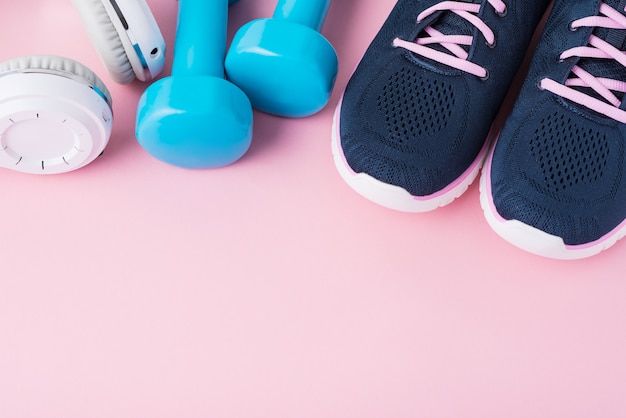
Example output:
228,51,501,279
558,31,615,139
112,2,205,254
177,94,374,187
0,0,166,174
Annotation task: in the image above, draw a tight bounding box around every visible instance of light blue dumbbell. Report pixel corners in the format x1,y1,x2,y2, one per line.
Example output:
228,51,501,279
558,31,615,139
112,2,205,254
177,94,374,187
136,0,253,169
225,0,338,118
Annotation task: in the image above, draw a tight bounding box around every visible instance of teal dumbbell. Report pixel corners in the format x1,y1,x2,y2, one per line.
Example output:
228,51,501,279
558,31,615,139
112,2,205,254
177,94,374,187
136,0,253,168
225,0,338,118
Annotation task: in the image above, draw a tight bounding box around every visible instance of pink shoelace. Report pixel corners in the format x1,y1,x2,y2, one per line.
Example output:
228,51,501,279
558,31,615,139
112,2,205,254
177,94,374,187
541,2,626,123
392,0,508,79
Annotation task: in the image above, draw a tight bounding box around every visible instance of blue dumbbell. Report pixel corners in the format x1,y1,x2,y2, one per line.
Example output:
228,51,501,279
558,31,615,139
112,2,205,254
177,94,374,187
136,0,253,169
225,0,338,118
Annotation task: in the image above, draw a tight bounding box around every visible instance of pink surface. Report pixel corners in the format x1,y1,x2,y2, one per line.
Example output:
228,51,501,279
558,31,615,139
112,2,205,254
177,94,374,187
1,1,625,417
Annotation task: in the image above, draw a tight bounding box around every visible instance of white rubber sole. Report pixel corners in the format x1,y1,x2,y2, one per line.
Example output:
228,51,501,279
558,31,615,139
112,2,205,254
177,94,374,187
331,100,490,213
480,148,626,260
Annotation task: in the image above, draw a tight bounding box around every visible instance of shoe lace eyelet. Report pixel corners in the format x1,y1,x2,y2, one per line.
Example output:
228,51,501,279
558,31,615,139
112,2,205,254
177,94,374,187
537,79,545,90
496,6,508,18
486,38,497,49
480,69,490,81
568,21,578,31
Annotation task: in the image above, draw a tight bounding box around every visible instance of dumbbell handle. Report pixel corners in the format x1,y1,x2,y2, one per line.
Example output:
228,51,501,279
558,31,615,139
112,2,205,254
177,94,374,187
273,0,331,32
172,0,227,78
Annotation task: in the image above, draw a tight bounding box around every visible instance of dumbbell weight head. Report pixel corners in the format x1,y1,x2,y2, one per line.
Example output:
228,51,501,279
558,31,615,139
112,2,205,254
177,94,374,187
135,0,253,169
136,76,252,169
225,7,338,118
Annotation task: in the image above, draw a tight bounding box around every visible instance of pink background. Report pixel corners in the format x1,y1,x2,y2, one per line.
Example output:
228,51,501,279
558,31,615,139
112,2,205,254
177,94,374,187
1,1,625,417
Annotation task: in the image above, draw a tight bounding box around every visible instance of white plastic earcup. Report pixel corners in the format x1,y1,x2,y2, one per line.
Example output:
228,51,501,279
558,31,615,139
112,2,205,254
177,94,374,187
0,55,113,174
72,0,166,83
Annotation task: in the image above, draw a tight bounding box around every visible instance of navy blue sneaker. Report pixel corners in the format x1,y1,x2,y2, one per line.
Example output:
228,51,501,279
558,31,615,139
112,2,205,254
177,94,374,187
482,0,626,259
332,0,551,212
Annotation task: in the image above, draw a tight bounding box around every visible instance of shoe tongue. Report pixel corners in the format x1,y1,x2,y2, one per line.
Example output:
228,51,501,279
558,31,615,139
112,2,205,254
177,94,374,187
577,0,626,102
424,0,480,54
593,0,626,48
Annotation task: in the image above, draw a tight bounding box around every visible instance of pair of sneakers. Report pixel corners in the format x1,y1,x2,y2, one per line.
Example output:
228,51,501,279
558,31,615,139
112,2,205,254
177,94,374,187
332,0,626,260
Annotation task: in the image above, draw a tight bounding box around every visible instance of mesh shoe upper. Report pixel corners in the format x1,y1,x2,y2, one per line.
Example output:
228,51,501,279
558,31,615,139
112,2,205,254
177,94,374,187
338,0,551,197
488,0,626,246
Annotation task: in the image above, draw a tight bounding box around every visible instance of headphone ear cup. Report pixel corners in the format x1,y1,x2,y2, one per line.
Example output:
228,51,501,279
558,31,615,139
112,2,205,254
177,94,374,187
0,55,113,174
72,0,166,84
72,0,135,84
